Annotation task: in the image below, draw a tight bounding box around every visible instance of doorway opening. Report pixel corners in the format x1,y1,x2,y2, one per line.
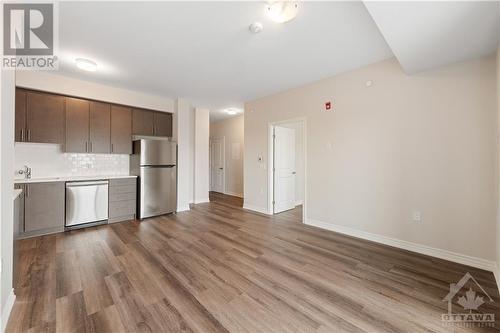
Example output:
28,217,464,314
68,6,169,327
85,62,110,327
268,118,306,223
209,137,225,194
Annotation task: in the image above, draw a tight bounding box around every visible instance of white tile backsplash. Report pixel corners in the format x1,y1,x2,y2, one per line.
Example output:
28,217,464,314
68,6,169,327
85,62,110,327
14,143,129,179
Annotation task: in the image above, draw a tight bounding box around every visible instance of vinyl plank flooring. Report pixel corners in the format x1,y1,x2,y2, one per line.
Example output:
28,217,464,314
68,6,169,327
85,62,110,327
7,192,500,332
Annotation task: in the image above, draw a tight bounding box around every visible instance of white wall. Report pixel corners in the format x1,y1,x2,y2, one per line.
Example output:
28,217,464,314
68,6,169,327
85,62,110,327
16,71,174,112
0,68,16,331
176,99,195,211
210,115,244,197
245,56,497,263
280,121,304,205
194,108,210,203
496,46,500,275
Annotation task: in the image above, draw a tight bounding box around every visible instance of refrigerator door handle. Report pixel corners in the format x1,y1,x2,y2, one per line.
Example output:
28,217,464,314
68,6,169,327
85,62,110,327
141,165,176,168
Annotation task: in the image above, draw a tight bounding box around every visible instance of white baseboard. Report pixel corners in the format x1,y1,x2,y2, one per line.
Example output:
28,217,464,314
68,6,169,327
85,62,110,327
305,218,496,272
176,204,190,212
295,200,303,206
243,204,271,215
224,191,243,198
194,198,210,204
1,289,15,332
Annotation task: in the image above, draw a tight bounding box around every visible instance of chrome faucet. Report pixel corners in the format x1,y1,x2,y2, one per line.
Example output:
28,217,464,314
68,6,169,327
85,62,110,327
18,165,32,179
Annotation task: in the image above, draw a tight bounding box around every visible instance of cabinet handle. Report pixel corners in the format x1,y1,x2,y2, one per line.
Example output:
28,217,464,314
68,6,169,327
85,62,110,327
90,141,92,153
111,143,114,153
27,129,31,141
20,129,24,141
152,124,155,135
26,185,29,198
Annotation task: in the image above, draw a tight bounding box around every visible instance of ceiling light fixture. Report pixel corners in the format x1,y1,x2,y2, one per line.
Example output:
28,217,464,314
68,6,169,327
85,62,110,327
75,58,97,72
225,108,241,115
266,1,299,23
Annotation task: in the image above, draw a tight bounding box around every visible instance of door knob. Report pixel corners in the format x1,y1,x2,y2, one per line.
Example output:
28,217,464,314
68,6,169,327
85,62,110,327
219,167,223,170
292,171,296,174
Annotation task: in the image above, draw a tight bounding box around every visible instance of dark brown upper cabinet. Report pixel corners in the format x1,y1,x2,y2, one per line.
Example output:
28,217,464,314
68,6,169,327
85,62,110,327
132,108,155,136
16,90,65,144
66,98,112,154
154,112,173,137
65,97,90,153
15,89,27,142
15,88,170,153
132,108,172,137
90,102,111,154
111,105,132,154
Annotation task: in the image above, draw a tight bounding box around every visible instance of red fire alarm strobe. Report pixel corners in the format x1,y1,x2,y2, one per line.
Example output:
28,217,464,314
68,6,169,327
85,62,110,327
325,101,331,110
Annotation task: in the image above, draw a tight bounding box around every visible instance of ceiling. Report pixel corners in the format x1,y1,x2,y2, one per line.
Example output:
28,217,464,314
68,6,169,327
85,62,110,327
364,1,500,74
56,1,393,121
55,1,500,122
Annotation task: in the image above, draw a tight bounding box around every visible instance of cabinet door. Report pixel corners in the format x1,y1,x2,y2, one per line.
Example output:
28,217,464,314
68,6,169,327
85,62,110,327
90,102,111,154
132,109,155,136
15,89,27,142
154,112,173,137
26,91,65,143
14,184,25,235
111,105,132,154
24,182,65,232
65,97,89,153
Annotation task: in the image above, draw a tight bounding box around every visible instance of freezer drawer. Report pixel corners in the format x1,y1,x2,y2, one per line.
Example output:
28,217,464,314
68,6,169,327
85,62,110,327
139,166,176,219
66,181,109,227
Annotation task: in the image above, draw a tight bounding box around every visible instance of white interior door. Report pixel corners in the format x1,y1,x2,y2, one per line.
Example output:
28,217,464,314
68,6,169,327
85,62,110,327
210,138,224,193
273,126,296,213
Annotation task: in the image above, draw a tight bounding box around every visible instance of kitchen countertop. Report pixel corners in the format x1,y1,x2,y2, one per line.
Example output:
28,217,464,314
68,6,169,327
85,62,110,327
14,175,137,184
13,188,23,200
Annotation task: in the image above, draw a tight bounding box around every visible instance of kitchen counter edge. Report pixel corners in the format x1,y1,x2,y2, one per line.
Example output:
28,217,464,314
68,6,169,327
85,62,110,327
14,175,137,184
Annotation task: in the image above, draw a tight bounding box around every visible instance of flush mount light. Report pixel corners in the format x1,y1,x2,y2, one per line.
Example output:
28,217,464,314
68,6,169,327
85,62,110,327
75,58,97,72
225,108,241,115
266,1,299,23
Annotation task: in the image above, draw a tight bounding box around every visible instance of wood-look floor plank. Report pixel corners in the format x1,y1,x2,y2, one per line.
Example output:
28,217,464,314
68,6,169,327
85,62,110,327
6,192,500,332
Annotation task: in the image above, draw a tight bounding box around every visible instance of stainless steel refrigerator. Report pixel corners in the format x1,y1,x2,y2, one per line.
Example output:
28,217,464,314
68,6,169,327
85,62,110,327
130,139,177,219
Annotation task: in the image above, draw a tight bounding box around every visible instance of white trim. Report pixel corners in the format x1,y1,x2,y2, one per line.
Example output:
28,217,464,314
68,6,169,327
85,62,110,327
243,204,271,215
176,204,190,212
194,198,210,204
305,218,496,272
224,191,243,198
267,117,307,224
1,289,15,332
295,200,303,206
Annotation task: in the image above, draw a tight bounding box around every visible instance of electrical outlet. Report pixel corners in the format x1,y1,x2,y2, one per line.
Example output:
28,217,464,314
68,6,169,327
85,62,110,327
412,211,421,223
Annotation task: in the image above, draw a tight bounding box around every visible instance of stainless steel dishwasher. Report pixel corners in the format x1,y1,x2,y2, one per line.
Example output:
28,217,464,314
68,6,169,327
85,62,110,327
65,180,109,228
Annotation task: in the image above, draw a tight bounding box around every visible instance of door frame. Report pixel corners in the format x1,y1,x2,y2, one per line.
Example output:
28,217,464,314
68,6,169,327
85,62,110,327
209,136,225,193
268,117,307,223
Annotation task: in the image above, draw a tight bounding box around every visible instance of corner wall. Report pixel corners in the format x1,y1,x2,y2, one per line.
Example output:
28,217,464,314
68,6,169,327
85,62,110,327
245,56,497,264
176,99,195,211
0,69,16,331
194,108,210,203
496,46,500,278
